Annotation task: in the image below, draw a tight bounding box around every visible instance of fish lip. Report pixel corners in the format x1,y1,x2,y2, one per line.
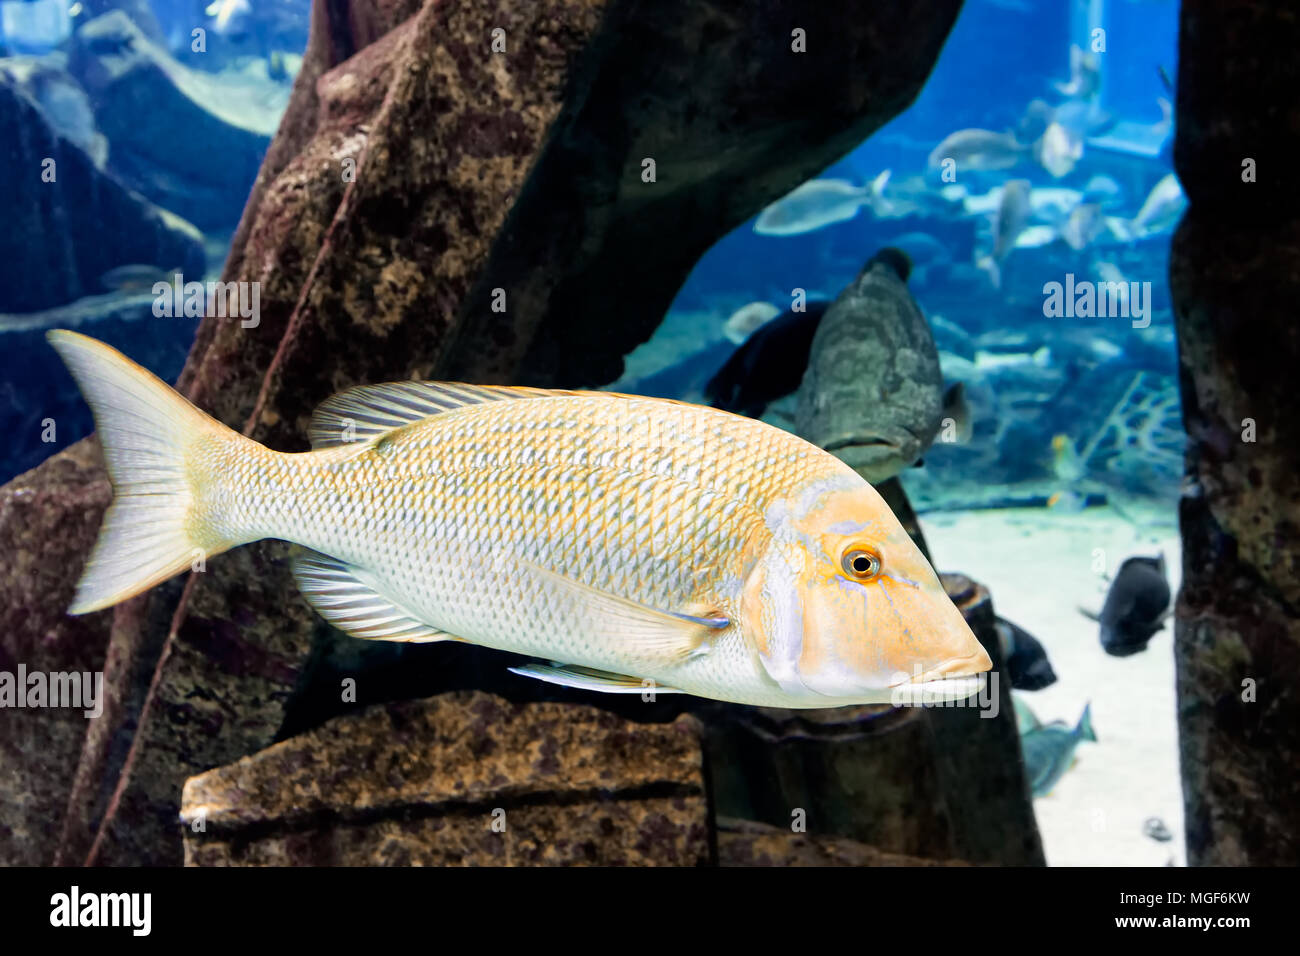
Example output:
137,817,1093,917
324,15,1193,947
901,651,994,685
822,435,899,454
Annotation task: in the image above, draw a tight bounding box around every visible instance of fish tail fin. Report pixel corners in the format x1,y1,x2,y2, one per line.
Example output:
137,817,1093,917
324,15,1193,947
1077,701,1097,742
47,330,247,614
869,168,892,198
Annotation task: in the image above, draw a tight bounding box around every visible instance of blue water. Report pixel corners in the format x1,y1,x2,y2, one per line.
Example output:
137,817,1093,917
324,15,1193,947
2,0,1182,507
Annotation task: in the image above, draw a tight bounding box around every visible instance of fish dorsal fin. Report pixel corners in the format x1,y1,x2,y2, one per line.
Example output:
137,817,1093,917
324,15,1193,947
308,381,579,449
519,559,728,665
508,662,683,695
291,548,465,643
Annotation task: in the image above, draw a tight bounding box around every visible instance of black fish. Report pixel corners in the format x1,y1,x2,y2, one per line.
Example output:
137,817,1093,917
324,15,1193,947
996,617,1057,691
1099,555,1171,657
703,300,832,417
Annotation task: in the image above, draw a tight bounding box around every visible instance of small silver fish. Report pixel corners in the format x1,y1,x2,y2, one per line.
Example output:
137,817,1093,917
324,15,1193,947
722,301,781,345
97,264,176,294
754,173,889,236
1128,173,1186,238
928,129,1026,173
1036,121,1083,179
1060,202,1105,251
993,179,1032,262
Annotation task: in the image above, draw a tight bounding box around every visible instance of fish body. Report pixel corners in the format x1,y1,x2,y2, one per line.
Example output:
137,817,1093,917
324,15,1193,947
1143,817,1173,843
753,177,880,236
995,616,1057,691
48,331,991,709
722,301,781,345
1021,703,1096,797
1035,121,1083,178
928,129,1025,173
1013,224,1058,249
98,263,174,293
974,345,1051,372
1059,202,1105,251
795,249,945,484
1129,173,1186,238
705,300,832,417
1099,555,1171,656
992,179,1032,263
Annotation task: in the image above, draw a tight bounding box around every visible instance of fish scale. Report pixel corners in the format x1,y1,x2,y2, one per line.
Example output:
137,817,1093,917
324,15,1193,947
199,396,835,698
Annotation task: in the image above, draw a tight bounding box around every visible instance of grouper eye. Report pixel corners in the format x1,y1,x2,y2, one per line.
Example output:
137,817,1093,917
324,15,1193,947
841,548,881,581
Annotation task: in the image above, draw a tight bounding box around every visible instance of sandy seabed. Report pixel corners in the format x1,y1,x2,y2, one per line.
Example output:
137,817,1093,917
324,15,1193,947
920,504,1184,867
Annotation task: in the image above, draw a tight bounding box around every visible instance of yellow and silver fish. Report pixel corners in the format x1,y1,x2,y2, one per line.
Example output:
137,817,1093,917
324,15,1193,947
49,330,991,708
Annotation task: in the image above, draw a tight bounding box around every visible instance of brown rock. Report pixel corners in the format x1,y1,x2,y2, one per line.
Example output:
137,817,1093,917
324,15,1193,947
929,574,1043,866
717,818,969,867
1171,0,1300,865
181,692,709,866
0,441,113,864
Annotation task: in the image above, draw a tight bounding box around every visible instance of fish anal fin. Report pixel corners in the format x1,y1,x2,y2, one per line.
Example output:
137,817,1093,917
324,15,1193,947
508,662,682,695
291,548,465,644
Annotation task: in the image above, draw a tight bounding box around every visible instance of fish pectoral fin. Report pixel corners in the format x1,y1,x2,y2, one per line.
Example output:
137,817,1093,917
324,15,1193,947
508,661,683,694
291,548,466,644
519,559,728,665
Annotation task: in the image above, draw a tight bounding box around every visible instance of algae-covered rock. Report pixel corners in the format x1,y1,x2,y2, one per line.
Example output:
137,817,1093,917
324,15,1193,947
717,818,970,867
181,692,709,866
1171,0,1300,868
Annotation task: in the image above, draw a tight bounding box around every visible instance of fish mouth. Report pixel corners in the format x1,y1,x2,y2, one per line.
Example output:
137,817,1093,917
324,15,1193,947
883,652,992,705
903,650,994,686
822,434,898,454
890,674,985,705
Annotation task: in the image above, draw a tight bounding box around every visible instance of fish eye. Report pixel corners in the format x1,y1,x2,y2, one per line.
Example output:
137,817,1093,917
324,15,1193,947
841,548,881,581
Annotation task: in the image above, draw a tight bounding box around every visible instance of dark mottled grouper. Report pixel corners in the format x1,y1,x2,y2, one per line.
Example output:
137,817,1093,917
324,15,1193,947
796,248,949,485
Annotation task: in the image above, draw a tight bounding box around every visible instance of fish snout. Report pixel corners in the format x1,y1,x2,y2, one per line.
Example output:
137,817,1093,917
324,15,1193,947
878,570,992,687
821,432,912,482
